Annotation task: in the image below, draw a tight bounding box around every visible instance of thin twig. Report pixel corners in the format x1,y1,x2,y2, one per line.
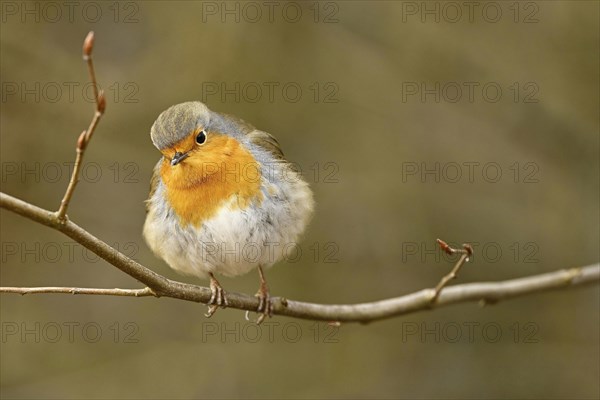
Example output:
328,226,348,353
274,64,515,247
431,239,474,303
0,287,157,297
56,31,106,222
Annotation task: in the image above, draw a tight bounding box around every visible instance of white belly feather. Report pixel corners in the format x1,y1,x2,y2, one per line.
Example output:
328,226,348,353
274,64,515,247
143,170,313,279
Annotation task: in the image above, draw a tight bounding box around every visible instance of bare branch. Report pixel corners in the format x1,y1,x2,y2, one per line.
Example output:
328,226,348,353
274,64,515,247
2,191,599,323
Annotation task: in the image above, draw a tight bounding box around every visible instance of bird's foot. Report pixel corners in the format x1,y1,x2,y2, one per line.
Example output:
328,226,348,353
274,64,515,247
205,273,228,318
245,267,272,325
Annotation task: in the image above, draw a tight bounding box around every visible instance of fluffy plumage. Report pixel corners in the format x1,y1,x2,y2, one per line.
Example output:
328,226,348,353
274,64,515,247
143,102,314,279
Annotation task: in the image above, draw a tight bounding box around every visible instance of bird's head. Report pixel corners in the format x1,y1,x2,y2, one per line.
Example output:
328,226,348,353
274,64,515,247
150,102,259,190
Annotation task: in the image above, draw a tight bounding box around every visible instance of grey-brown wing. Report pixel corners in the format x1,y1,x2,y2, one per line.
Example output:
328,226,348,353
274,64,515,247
245,129,285,161
220,112,285,161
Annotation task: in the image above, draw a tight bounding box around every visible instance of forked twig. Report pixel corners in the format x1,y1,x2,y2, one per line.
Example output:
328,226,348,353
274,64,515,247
431,239,474,303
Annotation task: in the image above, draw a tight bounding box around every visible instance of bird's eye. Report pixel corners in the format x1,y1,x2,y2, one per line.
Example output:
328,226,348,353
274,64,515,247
195,130,207,145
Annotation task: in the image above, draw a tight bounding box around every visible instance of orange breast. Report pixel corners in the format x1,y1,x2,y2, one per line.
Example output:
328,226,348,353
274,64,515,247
159,133,263,227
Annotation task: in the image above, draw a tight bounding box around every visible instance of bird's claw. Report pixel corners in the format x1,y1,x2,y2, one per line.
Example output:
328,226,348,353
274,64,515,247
205,305,219,318
245,285,272,325
205,274,228,318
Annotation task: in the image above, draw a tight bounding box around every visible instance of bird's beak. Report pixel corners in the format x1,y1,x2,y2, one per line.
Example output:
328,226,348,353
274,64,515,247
171,151,190,166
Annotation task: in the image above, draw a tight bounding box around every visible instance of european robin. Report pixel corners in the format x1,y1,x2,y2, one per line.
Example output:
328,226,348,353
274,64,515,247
143,102,314,323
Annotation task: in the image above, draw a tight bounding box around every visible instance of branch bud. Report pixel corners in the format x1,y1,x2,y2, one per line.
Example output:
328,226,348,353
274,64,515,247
77,130,87,151
97,90,106,114
437,238,454,255
83,31,95,59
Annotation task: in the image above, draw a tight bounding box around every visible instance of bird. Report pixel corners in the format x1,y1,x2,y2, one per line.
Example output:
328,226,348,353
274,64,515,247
143,101,314,323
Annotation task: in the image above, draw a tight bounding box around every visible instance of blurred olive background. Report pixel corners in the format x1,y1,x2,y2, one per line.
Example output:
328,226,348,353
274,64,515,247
1,1,598,399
